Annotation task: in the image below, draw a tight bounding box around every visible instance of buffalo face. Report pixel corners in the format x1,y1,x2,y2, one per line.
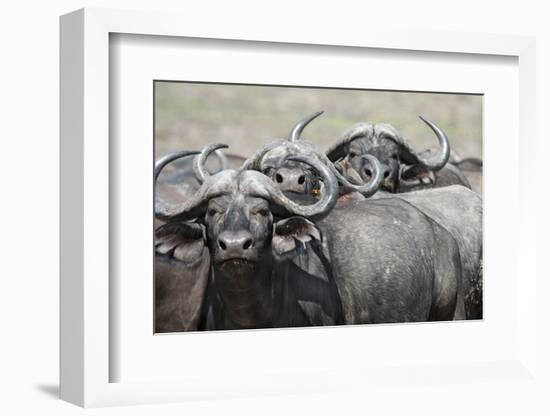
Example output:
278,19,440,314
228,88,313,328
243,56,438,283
155,143,339,268
344,136,400,193
205,194,274,273
327,117,450,193
241,112,384,199
252,134,322,198
263,161,320,196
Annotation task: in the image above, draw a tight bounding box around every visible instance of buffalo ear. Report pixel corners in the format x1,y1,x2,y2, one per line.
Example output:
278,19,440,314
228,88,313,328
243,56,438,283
155,221,207,265
272,216,322,261
155,221,211,333
397,140,422,166
398,164,435,192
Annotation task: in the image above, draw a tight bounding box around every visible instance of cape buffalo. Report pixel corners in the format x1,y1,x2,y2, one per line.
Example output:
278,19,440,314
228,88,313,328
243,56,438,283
155,144,465,331
241,111,383,199
240,113,482,319
326,117,472,193
349,186,483,319
155,145,345,331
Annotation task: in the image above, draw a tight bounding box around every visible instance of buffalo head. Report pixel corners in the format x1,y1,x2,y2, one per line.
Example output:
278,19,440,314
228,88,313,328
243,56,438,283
326,116,450,192
242,111,384,199
155,144,343,328
155,144,339,274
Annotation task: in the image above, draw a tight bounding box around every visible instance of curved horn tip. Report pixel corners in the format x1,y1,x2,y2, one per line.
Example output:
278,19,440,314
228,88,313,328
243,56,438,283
417,115,450,172
154,149,206,221
312,110,324,118
154,149,201,180
418,115,443,131
210,143,229,151
289,111,325,142
194,143,230,185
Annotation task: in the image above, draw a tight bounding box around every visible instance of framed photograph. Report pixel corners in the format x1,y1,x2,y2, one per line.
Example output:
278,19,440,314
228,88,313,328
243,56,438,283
152,81,484,334
60,8,537,407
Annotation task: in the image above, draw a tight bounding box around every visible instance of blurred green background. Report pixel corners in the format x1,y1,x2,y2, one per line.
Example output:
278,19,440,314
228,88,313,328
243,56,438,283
155,81,482,162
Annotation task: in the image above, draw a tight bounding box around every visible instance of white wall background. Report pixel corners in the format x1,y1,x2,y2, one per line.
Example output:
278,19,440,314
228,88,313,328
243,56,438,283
1,1,548,415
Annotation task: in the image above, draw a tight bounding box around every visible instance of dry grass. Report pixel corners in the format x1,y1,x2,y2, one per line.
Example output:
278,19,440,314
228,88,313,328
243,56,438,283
155,81,482,161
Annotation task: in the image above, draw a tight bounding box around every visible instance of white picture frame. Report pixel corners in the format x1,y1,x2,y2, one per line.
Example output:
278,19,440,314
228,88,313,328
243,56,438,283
60,7,538,408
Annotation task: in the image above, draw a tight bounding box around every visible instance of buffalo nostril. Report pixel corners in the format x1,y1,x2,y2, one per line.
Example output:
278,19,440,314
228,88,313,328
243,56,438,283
218,240,227,250
275,173,283,183
384,171,390,178
297,175,305,185
243,239,253,250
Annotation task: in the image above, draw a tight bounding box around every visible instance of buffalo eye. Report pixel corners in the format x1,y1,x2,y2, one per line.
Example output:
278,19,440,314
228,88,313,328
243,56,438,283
390,153,398,160
256,208,269,217
208,208,218,217
349,152,357,159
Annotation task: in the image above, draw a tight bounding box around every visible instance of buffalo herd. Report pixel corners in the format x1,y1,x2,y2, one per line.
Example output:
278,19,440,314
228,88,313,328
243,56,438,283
154,112,483,332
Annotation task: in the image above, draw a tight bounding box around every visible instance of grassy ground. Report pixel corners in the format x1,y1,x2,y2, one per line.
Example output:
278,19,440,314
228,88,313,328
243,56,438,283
155,81,482,163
